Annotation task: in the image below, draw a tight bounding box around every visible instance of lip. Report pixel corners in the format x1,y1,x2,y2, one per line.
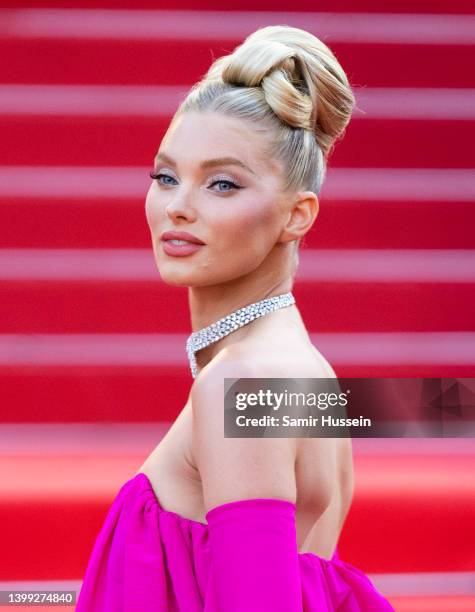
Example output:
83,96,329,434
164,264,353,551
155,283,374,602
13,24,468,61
162,241,204,257
161,231,205,245
160,230,205,258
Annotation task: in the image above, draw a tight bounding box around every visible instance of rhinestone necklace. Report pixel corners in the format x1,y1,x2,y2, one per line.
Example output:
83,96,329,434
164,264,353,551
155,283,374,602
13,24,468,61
186,291,295,379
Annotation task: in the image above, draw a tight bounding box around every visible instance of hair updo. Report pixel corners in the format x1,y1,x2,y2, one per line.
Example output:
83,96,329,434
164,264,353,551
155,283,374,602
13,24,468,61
174,24,355,196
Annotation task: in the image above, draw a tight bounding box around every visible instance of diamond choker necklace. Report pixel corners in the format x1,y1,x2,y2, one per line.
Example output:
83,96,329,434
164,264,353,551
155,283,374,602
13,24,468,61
186,291,295,379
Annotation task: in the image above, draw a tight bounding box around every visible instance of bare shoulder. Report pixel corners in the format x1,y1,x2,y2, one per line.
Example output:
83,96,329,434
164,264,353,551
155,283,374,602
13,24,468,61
190,348,299,511
190,345,260,420
196,339,336,380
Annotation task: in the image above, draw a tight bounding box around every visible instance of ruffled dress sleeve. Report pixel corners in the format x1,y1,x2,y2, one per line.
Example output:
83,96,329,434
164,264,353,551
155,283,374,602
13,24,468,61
76,473,395,611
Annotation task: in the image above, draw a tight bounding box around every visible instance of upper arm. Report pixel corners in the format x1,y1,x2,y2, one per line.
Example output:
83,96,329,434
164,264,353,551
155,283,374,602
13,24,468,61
191,358,298,513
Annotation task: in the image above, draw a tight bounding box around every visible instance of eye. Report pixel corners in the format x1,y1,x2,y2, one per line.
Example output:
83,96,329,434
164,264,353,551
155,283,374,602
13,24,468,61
209,179,241,192
149,170,242,192
149,171,176,186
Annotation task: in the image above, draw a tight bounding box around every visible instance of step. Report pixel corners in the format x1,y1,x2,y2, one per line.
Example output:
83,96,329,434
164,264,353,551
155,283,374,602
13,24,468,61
2,566,475,610
2,194,475,250
2,102,475,167
2,278,473,332
2,1,474,14
2,595,475,612
390,595,475,611
1,166,474,249
2,596,475,612
0,432,473,580
0,249,474,333
5,84,472,122
1,10,474,87
2,571,475,612
1,332,475,422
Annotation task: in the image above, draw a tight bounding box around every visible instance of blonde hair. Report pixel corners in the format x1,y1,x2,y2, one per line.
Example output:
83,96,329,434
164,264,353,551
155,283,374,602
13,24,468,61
174,24,355,196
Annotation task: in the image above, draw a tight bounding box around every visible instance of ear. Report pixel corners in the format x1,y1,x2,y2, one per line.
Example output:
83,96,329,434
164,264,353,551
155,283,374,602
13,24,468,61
277,191,319,243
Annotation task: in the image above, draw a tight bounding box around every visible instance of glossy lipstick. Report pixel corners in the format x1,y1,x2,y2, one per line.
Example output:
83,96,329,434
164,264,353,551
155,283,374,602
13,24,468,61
161,231,205,257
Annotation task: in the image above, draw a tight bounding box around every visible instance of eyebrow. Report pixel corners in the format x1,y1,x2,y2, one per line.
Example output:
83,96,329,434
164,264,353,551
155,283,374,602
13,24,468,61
154,152,257,176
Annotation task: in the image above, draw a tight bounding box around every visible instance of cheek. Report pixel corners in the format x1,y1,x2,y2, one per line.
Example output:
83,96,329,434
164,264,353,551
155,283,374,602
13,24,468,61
216,200,279,253
145,186,160,230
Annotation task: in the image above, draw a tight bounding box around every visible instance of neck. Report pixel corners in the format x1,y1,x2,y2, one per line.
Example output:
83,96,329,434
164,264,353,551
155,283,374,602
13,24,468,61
187,281,299,375
188,241,297,332
186,241,300,373
188,277,293,332
187,289,298,378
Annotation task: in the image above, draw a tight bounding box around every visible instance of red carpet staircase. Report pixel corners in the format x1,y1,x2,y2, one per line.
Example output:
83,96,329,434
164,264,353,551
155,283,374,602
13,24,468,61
0,2,474,610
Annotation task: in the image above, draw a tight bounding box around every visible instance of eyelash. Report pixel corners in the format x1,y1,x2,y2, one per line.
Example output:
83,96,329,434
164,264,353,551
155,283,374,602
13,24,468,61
149,171,242,192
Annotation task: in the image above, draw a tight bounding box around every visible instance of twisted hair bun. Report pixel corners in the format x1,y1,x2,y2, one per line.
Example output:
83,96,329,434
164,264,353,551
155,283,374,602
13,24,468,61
178,25,355,196
205,25,355,161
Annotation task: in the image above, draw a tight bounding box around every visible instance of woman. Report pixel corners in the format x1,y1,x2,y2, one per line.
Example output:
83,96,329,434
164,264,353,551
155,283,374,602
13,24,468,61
76,24,395,611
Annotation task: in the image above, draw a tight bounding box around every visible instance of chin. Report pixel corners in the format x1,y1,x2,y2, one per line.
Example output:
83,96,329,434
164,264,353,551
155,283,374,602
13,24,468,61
158,270,191,287
157,263,202,287
156,256,253,288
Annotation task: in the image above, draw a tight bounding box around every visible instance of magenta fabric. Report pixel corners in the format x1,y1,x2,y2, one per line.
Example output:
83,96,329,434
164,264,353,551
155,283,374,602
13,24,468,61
206,496,303,610
76,472,395,611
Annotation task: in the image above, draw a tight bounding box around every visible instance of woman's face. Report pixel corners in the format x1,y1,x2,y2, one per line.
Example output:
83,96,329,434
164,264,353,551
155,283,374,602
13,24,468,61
145,111,292,287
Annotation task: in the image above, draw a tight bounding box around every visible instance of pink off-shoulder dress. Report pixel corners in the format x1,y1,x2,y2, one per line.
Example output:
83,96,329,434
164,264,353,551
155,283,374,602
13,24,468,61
76,472,394,611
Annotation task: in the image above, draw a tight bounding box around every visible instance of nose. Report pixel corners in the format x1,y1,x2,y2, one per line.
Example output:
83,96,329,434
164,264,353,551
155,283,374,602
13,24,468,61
165,196,197,223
